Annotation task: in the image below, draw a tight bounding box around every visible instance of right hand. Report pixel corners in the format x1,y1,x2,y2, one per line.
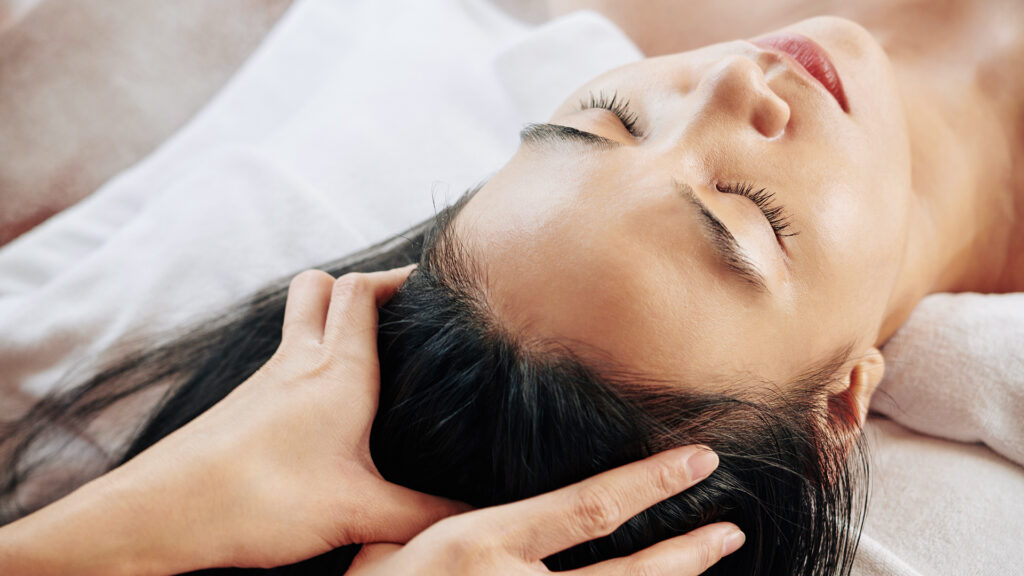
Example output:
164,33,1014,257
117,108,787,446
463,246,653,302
347,445,744,575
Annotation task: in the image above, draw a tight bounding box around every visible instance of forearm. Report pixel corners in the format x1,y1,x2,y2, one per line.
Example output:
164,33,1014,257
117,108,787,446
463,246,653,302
0,454,227,576
0,474,161,576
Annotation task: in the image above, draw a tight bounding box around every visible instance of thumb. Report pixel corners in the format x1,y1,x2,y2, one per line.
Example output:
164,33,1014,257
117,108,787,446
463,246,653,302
354,481,472,544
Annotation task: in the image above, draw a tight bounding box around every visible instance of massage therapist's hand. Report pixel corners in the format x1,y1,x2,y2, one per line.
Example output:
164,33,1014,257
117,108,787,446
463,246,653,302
0,266,467,576
347,445,745,576
119,266,468,569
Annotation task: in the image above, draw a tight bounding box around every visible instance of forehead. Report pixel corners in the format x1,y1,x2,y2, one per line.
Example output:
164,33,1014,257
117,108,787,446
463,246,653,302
452,145,797,388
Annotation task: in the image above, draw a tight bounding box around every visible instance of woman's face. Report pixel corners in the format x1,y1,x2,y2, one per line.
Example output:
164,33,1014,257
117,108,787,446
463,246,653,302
454,17,911,390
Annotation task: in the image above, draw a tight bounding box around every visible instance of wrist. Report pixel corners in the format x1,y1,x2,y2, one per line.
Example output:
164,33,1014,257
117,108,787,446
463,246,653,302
99,448,236,575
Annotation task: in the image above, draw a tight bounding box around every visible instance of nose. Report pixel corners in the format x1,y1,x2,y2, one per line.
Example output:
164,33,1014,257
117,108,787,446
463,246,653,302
695,55,790,138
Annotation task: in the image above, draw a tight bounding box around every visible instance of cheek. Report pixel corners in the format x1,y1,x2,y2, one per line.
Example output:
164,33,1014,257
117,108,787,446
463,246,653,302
802,177,908,344
808,107,913,283
849,38,914,201
839,132,914,272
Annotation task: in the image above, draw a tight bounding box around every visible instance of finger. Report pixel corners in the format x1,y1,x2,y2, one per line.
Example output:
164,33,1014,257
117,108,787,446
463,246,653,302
281,269,335,343
370,264,417,306
567,522,745,576
354,481,473,544
493,445,719,560
348,543,402,572
322,265,416,350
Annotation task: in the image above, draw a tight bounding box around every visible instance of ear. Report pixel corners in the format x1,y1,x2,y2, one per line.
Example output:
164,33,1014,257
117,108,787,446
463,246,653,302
839,347,886,427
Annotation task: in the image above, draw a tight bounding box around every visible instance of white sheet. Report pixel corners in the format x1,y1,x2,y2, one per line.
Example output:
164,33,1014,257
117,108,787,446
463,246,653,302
0,1,1020,573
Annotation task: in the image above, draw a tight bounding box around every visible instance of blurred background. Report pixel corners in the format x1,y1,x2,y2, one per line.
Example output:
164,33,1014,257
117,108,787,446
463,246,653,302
0,0,553,247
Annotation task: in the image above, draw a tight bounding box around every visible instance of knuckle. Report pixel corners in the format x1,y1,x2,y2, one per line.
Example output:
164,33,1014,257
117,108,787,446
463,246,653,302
696,539,717,571
570,484,622,538
332,273,369,298
436,523,499,567
435,516,486,548
624,559,666,576
431,514,469,535
290,269,331,290
439,535,474,558
646,459,682,495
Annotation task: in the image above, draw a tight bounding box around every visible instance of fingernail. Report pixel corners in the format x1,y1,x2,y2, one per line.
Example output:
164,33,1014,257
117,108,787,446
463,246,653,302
686,447,719,480
722,529,745,556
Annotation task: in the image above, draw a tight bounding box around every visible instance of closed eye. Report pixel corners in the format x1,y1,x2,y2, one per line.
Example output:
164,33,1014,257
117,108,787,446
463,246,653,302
578,90,644,138
716,182,798,239
676,180,770,293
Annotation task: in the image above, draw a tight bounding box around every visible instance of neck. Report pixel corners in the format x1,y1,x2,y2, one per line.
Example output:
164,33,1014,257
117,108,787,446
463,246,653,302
877,27,1022,344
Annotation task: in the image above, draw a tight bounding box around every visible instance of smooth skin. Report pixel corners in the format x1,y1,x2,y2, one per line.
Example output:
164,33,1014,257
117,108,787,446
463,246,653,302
455,15,1021,415
0,267,742,575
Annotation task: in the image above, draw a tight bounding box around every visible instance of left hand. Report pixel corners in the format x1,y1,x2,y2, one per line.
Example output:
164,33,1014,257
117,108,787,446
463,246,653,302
103,266,468,572
345,445,743,576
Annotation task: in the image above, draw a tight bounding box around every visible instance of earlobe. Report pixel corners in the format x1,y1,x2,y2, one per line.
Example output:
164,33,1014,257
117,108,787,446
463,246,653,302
847,348,886,426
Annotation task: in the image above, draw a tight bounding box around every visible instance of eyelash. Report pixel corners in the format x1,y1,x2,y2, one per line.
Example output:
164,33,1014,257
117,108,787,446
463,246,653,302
578,90,643,138
716,182,798,238
577,92,795,239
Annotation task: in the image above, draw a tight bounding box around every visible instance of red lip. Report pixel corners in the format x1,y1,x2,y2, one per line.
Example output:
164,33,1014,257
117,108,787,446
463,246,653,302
753,34,849,113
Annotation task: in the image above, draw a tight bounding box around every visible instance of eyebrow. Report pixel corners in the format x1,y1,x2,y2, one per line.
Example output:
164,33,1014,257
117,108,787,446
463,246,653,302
519,122,622,149
674,181,770,294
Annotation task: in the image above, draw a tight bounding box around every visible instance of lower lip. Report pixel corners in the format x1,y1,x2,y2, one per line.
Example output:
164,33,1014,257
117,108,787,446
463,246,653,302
753,34,849,112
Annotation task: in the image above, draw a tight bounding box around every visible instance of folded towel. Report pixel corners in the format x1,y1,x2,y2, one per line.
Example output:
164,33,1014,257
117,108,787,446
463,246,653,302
874,292,1024,466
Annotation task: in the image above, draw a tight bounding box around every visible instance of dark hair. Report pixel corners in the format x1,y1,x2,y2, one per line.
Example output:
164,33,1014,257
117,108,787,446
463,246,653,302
0,189,867,575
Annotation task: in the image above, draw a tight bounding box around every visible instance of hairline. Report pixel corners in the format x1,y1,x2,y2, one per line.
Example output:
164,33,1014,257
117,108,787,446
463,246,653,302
427,185,856,395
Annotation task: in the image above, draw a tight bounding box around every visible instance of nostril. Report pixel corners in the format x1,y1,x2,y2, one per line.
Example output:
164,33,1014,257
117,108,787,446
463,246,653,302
752,89,790,139
754,49,786,73
700,55,790,138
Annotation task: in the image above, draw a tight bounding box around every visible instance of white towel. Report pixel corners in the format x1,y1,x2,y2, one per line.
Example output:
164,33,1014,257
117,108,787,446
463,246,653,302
852,293,1024,576
873,292,1024,466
